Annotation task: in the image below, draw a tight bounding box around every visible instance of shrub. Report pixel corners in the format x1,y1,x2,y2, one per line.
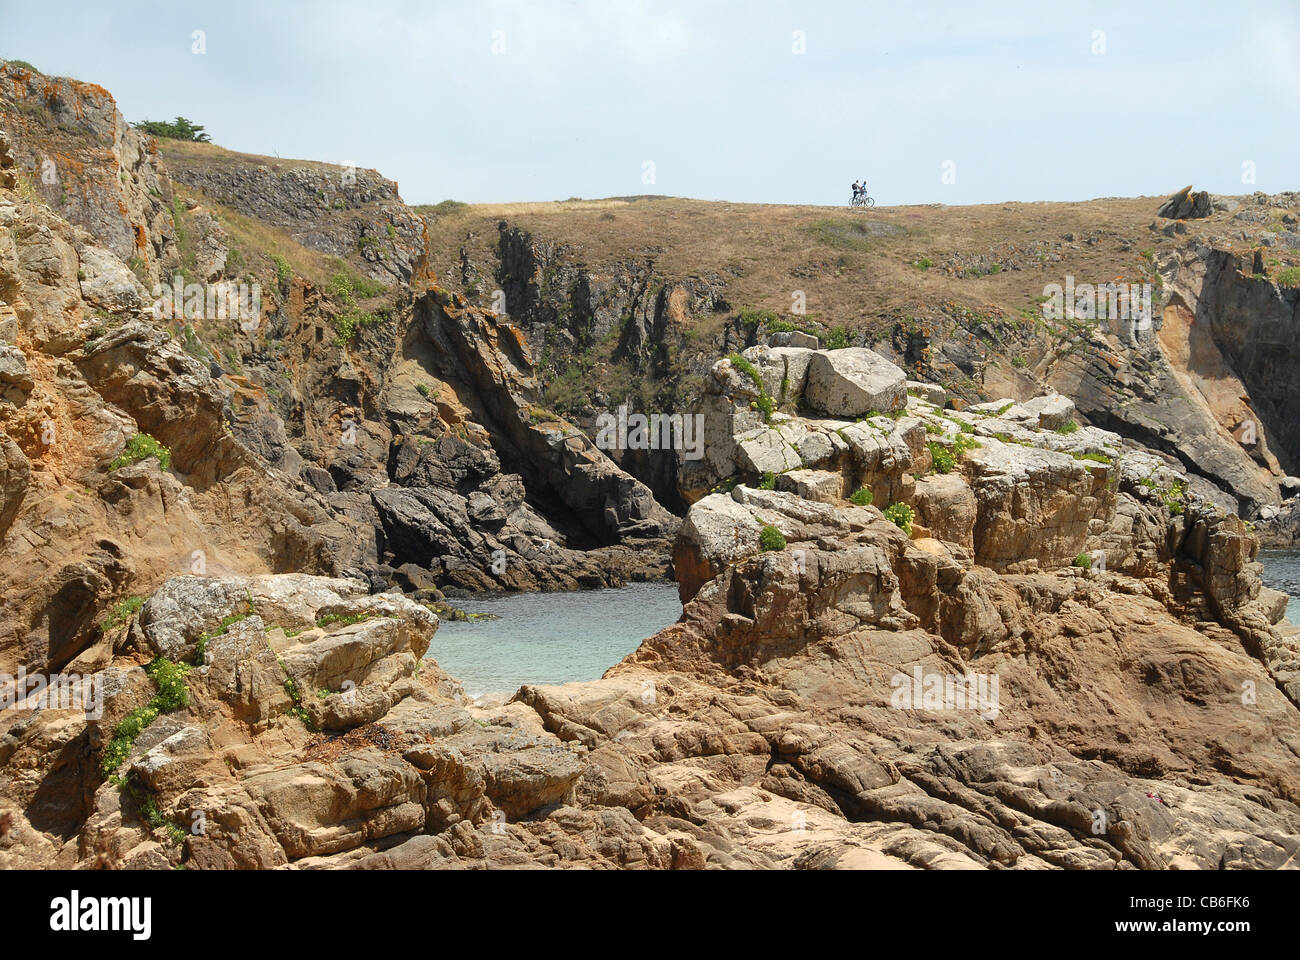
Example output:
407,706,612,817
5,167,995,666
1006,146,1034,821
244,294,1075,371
1011,355,1027,369
824,326,850,350
1277,267,1300,288
100,657,190,779
1073,552,1093,569
759,472,777,490
927,441,956,474
1163,480,1187,516
1072,451,1112,465
271,254,292,287
415,383,430,397
135,117,212,142
100,596,145,632
333,307,385,346
952,432,980,458
316,609,393,629
849,487,873,506
759,524,787,552
109,433,172,472
912,257,933,271
737,307,783,329
884,502,914,536
426,200,469,216
1055,419,1079,435
728,352,776,424
146,657,191,712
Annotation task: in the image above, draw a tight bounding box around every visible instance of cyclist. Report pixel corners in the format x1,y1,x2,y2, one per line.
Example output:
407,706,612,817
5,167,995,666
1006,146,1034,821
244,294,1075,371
851,180,862,200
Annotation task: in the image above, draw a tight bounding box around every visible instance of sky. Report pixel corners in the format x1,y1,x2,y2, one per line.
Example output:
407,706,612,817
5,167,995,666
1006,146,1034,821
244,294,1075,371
2,0,1298,207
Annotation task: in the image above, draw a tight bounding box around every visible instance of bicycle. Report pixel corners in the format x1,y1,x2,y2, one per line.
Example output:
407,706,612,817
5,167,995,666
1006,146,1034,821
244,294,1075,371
850,192,875,208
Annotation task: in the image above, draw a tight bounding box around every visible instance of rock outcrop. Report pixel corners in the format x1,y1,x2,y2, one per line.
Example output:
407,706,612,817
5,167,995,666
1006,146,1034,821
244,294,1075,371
1157,185,1212,221
161,144,429,287
0,60,177,281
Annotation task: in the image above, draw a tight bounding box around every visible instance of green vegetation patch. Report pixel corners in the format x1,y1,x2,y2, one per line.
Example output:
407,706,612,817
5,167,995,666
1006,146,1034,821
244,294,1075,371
109,433,172,472
727,352,776,423
423,200,469,216
927,441,956,474
1071,452,1113,465
806,217,902,252
316,609,394,629
135,116,212,142
884,502,914,535
327,269,389,346
100,595,145,633
759,524,787,552
101,658,192,779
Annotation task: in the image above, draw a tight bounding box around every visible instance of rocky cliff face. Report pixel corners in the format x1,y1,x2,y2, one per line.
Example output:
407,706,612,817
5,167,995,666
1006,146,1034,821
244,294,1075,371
4,284,1298,867
0,60,177,282
161,143,430,287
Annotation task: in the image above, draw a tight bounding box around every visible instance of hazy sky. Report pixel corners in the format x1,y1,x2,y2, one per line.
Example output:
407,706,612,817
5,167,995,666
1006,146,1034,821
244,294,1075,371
3,1,1298,206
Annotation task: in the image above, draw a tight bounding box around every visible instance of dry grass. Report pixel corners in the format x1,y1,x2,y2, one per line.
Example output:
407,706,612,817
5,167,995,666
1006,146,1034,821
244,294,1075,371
158,139,363,177
424,194,1282,339
173,182,342,287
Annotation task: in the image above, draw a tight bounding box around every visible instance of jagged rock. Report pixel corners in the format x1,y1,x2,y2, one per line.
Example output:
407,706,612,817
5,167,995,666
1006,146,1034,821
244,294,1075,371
0,62,176,278
3,60,1300,874
162,152,426,286
0,346,33,404
966,441,1113,572
0,435,30,538
76,244,143,312
911,473,976,551
1157,185,1212,220
137,575,369,662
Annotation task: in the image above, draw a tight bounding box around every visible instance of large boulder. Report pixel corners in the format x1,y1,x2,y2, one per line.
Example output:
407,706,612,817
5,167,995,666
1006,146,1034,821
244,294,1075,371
1157,185,1212,220
804,348,907,418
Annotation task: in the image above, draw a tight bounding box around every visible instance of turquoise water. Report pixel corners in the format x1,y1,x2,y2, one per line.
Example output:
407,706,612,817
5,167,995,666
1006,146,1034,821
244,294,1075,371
425,583,682,698
1259,549,1300,623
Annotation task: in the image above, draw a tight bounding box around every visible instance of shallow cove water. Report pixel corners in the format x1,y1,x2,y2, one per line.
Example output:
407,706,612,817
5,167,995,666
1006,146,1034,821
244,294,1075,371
1259,549,1300,624
424,582,683,699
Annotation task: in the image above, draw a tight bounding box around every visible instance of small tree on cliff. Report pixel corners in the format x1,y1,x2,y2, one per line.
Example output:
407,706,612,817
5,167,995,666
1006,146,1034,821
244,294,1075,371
135,116,212,142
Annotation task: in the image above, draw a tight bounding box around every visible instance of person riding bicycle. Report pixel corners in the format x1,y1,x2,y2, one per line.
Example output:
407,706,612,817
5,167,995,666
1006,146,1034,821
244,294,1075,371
851,180,862,199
